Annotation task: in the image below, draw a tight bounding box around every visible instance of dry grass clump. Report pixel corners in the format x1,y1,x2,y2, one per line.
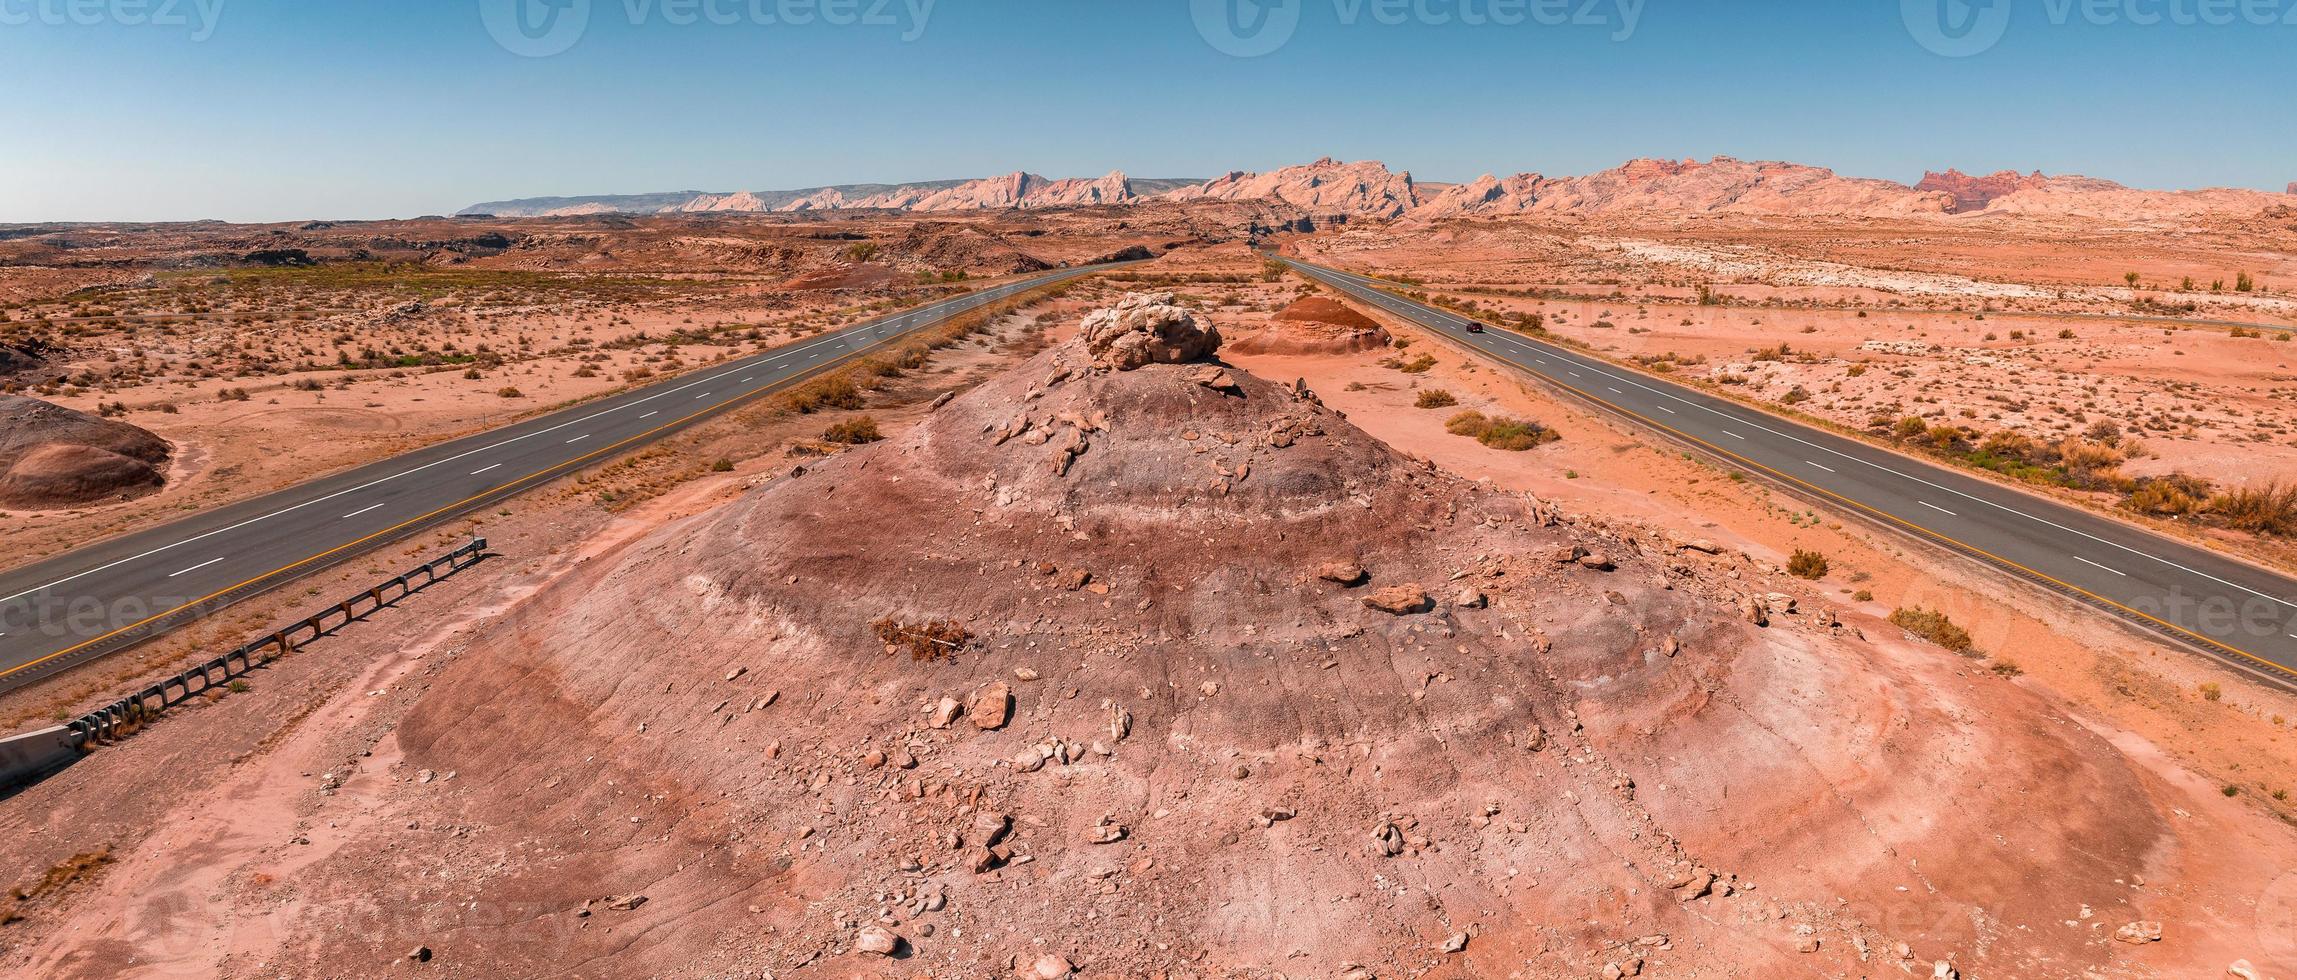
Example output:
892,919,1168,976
784,376,866,414
2206,482,2297,536
822,416,883,445
1889,606,1974,653
1445,410,1560,451
871,617,973,663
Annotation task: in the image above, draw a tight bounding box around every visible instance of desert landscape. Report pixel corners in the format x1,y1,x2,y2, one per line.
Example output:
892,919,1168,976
2,151,2296,980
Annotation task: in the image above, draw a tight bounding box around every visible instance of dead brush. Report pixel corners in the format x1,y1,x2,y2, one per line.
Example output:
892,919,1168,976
872,617,973,662
2208,482,2297,536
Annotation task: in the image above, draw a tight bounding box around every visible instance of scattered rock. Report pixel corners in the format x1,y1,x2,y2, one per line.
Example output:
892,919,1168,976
406,946,432,963
1317,559,1369,586
854,925,900,956
927,696,963,729
603,894,647,911
1741,596,1770,627
2114,920,2162,944
2228,960,2260,979
1362,584,1433,615
967,682,1012,730
1453,586,1486,609
1030,952,1076,977
1441,933,1468,953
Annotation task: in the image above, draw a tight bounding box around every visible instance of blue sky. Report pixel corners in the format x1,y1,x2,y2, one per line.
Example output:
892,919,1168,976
2,0,2290,221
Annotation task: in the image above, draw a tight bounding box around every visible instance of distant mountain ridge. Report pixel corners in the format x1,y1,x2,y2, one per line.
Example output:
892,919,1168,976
461,158,2297,222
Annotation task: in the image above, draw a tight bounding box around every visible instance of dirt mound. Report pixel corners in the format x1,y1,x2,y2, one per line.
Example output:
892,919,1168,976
1229,294,1393,355
894,224,1052,276
0,395,170,508
230,294,2264,978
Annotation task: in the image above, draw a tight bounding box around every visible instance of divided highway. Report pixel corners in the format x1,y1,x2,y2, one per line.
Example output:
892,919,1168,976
1282,257,2297,688
0,265,1106,692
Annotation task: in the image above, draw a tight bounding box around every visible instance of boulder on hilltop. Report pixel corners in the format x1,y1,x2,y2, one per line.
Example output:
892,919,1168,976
1078,291,1222,370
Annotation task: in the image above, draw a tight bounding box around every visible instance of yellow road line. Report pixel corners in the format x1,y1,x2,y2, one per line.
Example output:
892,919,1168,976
0,276,1076,683
1342,274,2297,684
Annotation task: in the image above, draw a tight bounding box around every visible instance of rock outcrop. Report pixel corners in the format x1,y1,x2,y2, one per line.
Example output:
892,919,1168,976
0,395,171,509
1078,292,1221,370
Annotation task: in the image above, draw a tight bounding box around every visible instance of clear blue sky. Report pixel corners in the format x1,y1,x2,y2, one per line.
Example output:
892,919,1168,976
3,0,2290,222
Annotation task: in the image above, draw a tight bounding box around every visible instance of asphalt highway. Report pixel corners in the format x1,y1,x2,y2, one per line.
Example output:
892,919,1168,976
1283,257,2297,689
0,265,1104,692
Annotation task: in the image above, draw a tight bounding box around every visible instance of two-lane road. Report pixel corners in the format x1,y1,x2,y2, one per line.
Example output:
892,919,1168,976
0,265,1107,692
1283,257,2297,688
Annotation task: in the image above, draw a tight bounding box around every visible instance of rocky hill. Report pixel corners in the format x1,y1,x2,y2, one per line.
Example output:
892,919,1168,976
469,158,2297,225
0,395,172,508
222,293,2272,978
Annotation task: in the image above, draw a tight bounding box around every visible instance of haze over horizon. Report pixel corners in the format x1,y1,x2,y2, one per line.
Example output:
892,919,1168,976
4,0,2294,222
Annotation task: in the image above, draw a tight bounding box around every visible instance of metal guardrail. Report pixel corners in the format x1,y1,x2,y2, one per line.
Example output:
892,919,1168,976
0,538,487,793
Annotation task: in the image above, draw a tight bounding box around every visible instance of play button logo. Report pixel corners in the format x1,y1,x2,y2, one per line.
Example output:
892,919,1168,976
1902,0,2013,57
1192,0,1303,58
481,0,592,58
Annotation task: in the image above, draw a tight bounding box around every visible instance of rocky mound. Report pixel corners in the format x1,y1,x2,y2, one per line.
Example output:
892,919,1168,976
0,395,171,508
256,296,2260,978
1228,294,1393,355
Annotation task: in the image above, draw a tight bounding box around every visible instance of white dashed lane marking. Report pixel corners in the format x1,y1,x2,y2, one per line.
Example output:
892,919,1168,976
167,558,225,579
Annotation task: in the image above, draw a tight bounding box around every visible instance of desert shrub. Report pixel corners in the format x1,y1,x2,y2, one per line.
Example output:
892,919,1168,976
496,387,524,398
1990,659,2024,677
2125,473,2213,516
1889,606,1973,653
1893,416,1930,440
1446,411,1492,438
2201,682,2223,702
1476,417,1559,451
1787,549,1830,580
1853,589,1875,602
710,457,734,472
785,376,865,414
822,416,883,445
1415,389,1458,409
1396,354,1437,374
2237,272,2256,292
2207,482,2297,536
871,617,972,662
